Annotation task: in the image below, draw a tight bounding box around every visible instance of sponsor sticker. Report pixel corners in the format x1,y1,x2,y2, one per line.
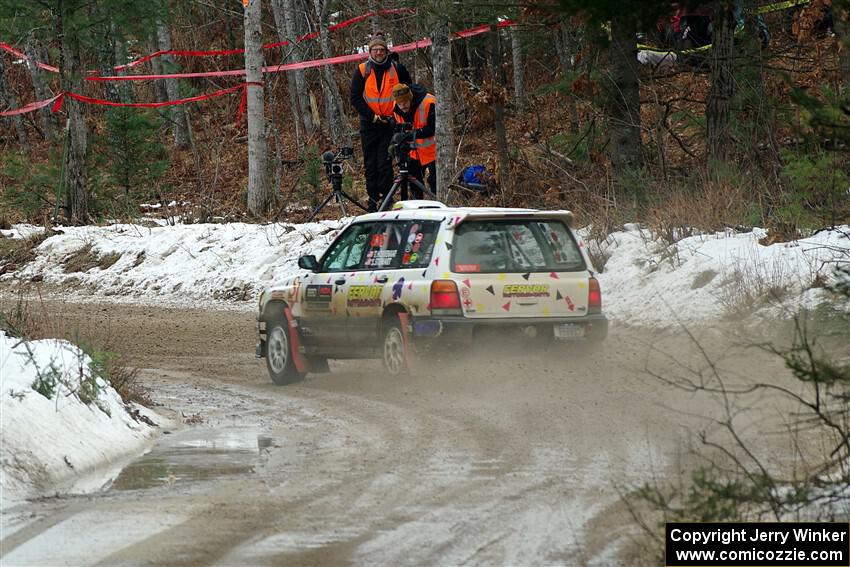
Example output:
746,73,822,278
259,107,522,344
455,263,481,273
347,285,383,307
502,284,550,297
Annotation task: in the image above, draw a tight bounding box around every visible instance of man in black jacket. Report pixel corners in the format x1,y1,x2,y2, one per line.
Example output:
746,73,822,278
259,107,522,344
350,33,412,211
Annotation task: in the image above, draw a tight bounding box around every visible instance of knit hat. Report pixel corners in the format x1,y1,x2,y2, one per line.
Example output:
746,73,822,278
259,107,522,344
392,83,412,103
368,33,388,51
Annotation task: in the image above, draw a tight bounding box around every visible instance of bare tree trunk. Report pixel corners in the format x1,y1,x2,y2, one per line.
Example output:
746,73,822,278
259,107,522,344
433,17,455,201
272,0,316,137
157,20,191,149
0,56,28,148
489,24,511,195
555,22,571,76
607,12,643,184
367,0,379,34
835,7,850,95
271,0,303,146
25,33,57,141
149,34,168,104
96,22,122,103
511,27,526,111
244,0,271,216
707,3,735,168
59,12,88,224
312,0,351,147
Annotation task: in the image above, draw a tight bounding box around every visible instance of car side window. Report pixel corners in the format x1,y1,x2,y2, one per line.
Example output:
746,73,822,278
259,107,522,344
321,223,373,272
399,221,439,269
362,222,406,270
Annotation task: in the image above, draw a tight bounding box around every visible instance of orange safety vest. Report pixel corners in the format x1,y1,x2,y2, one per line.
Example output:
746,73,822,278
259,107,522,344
359,61,398,118
412,94,436,165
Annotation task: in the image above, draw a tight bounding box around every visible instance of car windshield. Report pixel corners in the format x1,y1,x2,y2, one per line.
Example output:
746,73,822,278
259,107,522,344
452,219,586,273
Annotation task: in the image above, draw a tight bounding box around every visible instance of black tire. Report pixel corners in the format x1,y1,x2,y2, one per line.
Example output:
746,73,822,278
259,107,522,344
382,317,409,376
265,317,304,385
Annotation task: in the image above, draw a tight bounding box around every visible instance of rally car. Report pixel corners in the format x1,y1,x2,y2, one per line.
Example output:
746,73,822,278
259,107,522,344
256,201,608,384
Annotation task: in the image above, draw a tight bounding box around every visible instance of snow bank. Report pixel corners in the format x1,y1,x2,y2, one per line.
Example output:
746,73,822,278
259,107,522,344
1,220,344,307
2,220,849,325
0,332,159,504
595,225,850,327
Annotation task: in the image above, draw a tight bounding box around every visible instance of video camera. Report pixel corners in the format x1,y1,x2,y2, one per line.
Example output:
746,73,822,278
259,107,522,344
389,122,414,165
322,146,354,177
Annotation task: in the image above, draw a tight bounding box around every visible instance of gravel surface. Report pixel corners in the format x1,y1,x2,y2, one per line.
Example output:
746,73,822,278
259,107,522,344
0,300,798,566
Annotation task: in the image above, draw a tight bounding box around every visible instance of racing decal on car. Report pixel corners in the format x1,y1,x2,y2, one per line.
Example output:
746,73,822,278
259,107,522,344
555,290,576,311
455,264,480,272
305,285,333,310
502,284,551,298
365,249,396,268
290,277,302,303
347,285,383,307
392,277,405,300
461,287,474,312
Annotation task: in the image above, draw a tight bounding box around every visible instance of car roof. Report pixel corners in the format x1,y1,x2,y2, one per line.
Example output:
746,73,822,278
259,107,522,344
353,205,575,226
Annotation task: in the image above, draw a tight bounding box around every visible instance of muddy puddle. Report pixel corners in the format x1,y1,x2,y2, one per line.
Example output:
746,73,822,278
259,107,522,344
109,427,276,491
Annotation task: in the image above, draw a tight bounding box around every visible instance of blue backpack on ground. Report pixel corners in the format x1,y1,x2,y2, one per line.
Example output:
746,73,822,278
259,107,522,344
460,165,489,192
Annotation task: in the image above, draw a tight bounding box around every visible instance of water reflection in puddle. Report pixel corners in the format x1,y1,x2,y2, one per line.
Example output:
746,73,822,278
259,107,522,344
111,428,278,491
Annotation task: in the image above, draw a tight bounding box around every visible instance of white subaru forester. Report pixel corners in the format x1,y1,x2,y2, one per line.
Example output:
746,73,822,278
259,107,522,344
256,201,608,384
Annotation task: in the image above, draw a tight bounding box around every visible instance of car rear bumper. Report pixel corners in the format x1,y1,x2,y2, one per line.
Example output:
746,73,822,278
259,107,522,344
411,314,609,344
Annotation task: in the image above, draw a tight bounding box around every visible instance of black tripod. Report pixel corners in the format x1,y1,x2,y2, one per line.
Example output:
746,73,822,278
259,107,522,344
307,150,369,221
378,132,437,212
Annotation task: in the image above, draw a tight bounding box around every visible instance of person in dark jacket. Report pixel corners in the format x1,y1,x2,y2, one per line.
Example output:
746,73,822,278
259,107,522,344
391,83,437,199
350,32,412,211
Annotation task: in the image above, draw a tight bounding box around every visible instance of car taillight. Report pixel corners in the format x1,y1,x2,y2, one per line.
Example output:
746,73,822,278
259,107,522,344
588,276,602,314
430,280,462,315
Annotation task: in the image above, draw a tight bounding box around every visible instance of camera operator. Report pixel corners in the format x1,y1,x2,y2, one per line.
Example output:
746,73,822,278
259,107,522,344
391,83,437,199
349,32,412,212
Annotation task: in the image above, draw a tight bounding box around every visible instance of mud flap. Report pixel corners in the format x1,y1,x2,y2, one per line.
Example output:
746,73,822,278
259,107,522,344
398,312,412,371
284,307,310,373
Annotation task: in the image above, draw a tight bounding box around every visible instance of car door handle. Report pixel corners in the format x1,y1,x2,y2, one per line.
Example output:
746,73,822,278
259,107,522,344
375,274,388,283
335,278,347,285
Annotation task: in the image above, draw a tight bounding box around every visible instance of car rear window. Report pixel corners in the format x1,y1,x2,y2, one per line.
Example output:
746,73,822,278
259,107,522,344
451,219,586,273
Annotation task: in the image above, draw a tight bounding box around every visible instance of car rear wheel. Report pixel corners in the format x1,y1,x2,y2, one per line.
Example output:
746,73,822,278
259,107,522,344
382,318,408,376
265,317,304,385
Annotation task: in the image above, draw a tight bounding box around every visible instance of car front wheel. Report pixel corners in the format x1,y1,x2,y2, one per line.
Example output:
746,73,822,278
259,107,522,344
265,317,304,385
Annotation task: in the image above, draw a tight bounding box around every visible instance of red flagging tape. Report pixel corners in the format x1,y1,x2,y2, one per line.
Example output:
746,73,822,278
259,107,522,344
63,83,247,109
2,8,416,75
2,20,514,117
0,92,62,117
0,42,58,72
89,20,514,82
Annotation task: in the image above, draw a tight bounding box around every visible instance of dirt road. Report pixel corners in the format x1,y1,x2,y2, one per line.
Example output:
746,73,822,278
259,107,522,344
0,301,793,566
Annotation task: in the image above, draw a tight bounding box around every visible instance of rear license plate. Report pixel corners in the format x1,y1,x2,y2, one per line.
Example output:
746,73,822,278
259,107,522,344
554,323,585,339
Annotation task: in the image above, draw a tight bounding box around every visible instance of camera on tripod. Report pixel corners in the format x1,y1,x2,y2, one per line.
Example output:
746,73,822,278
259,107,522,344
307,145,367,221
322,146,353,177
389,122,414,164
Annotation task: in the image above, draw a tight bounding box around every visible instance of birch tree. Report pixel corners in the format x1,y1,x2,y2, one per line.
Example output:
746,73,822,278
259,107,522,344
511,26,527,111
271,0,315,138
157,18,191,149
312,0,351,147
432,16,456,201
25,33,56,141
244,0,271,216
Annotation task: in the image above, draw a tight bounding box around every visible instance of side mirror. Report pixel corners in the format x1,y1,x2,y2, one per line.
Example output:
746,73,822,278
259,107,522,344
298,254,319,271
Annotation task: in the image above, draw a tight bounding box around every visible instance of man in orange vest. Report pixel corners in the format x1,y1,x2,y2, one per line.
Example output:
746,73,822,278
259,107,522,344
350,32,411,211
391,83,437,199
